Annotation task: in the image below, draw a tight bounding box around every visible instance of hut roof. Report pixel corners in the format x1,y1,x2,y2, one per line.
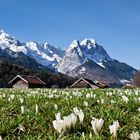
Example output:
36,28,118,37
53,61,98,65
70,78,96,88
9,75,46,85
94,80,108,88
70,78,107,88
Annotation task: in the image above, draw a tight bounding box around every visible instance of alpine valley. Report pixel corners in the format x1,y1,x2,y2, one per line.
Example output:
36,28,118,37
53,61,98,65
0,30,137,87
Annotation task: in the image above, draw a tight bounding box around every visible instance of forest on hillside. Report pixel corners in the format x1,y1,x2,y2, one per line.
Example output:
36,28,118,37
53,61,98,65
0,61,75,88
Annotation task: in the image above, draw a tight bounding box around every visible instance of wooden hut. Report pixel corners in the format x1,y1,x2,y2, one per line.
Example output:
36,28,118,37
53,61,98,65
70,78,97,89
9,75,46,89
70,78,108,89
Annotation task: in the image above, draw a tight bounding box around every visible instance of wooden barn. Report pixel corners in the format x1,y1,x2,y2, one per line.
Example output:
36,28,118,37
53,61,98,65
9,75,46,89
70,78,108,89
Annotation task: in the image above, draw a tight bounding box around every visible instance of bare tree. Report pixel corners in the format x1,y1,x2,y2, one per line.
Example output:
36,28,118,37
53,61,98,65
133,71,140,87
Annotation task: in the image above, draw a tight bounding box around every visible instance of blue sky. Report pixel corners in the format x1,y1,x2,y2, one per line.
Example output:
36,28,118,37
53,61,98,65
0,0,140,69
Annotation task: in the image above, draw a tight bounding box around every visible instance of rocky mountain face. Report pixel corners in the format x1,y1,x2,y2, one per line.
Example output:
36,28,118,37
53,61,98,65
58,38,137,86
0,30,137,86
58,39,112,73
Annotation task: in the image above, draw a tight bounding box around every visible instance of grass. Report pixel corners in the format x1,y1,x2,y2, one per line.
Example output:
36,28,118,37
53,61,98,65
0,88,140,139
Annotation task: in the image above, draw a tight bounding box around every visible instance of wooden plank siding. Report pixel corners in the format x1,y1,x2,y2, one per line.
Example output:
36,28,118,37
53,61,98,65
12,80,28,89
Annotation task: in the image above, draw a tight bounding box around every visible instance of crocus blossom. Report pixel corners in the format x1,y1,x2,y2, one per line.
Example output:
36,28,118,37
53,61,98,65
35,104,38,115
54,104,58,110
20,98,24,104
109,120,120,137
21,105,24,114
91,117,104,135
53,112,77,133
130,131,140,140
73,107,84,124
52,119,65,133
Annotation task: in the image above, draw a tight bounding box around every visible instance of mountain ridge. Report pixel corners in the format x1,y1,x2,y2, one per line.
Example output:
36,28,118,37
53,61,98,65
0,30,137,86
0,30,64,69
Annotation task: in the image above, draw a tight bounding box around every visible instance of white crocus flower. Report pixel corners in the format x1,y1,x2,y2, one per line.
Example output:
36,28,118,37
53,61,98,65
135,91,139,96
86,93,90,98
122,95,129,103
73,107,84,124
52,119,65,133
8,97,11,102
109,120,120,138
97,100,100,103
54,104,58,110
134,97,137,102
73,107,79,115
93,94,96,98
18,124,26,132
20,98,24,104
83,101,88,107
86,93,93,98
63,113,77,129
63,115,72,129
0,135,2,140
91,117,104,135
2,93,5,98
69,96,73,99
82,132,85,139
21,105,24,114
70,113,77,127
138,97,140,102
78,110,84,124
55,113,61,121
130,131,140,140
53,113,77,133
10,95,15,100
89,132,93,139
107,92,112,96
111,100,115,103
101,99,104,104
35,104,38,115
48,94,54,99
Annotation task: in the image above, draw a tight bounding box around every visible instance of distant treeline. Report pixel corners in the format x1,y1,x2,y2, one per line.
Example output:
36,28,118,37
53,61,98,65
0,61,76,88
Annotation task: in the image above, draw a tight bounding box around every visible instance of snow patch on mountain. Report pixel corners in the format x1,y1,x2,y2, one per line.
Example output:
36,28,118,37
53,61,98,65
119,79,131,84
79,67,86,74
97,62,105,68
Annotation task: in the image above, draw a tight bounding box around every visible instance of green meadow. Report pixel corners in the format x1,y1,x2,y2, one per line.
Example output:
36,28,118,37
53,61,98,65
0,88,140,140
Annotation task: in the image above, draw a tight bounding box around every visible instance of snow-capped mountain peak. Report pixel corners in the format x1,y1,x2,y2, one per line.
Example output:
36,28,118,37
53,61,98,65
0,30,20,51
0,30,15,41
25,41,65,68
26,41,40,51
0,30,64,69
67,38,97,53
68,40,79,49
80,38,96,47
58,38,113,74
